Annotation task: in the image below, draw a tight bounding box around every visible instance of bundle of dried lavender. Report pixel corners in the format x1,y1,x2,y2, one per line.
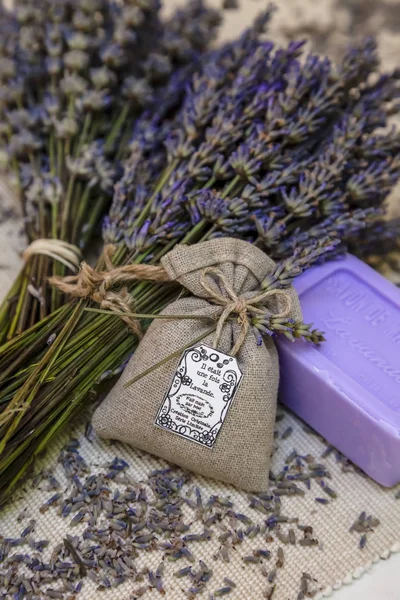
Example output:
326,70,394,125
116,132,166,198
0,0,222,341
1,8,400,505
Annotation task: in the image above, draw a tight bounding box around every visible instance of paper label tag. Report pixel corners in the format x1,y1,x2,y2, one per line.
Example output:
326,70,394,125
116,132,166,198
155,344,242,448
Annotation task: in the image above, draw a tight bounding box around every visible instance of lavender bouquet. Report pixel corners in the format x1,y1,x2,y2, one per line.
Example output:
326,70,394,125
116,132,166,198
0,0,221,341
1,8,400,505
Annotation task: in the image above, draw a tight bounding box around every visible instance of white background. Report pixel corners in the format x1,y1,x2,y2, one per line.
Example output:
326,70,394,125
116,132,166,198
331,553,400,599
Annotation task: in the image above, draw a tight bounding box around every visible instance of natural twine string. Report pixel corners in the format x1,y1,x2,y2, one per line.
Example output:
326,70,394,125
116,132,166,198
23,239,82,272
49,245,170,337
200,267,292,355
49,245,292,353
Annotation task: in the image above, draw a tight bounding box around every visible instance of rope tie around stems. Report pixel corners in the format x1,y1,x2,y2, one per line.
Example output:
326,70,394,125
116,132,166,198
23,239,82,272
49,245,170,337
49,245,293,354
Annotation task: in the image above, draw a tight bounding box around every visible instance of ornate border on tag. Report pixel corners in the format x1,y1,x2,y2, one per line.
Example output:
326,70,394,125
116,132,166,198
154,344,242,448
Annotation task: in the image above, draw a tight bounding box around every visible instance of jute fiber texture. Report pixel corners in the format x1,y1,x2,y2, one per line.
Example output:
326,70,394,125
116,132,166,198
92,238,302,492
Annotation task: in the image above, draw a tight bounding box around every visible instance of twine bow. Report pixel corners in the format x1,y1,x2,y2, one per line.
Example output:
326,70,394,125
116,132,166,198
50,245,292,353
200,267,292,355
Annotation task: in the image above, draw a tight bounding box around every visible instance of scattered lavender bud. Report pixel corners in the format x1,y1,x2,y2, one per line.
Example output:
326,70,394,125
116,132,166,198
281,427,293,440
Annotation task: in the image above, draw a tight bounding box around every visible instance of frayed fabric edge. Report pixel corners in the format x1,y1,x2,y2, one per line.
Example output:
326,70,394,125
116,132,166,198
315,540,400,599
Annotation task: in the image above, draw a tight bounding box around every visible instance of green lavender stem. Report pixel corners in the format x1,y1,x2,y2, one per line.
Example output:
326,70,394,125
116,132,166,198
104,104,131,154
60,175,77,241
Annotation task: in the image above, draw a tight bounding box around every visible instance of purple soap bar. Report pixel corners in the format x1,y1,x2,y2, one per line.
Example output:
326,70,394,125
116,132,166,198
276,254,400,487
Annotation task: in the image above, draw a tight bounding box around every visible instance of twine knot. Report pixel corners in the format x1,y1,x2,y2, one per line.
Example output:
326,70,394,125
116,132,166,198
235,298,249,326
49,245,170,337
200,267,292,356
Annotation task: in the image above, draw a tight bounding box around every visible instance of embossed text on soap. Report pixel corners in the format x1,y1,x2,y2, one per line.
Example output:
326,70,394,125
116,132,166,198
300,270,400,413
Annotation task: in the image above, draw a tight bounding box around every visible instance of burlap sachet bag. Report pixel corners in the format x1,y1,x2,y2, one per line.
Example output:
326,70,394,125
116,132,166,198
92,238,302,491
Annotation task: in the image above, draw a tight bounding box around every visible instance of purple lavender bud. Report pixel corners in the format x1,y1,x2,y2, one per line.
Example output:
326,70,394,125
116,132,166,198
188,190,229,225
9,131,42,156
90,66,117,90
144,53,172,83
45,57,62,77
78,90,112,113
101,43,125,69
64,50,89,72
114,25,137,46
122,77,153,108
60,74,88,96
255,214,286,248
54,118,78,140
230,144,261,179
123,6,145,27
